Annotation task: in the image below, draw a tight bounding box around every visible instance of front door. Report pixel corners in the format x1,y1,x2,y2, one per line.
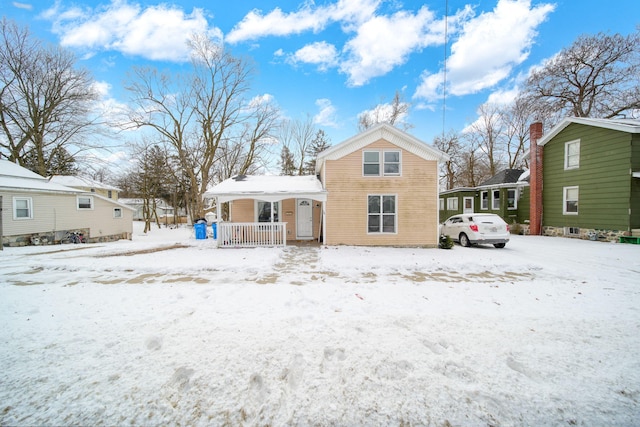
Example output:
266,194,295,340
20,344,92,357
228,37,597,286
296,199,313,239
463,197,474,213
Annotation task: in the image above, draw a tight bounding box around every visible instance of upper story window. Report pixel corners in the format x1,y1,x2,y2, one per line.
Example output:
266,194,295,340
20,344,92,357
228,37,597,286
77,196,93,210
565,140,580,170
13,197,33,220
108,190,113,199
363,150,401,176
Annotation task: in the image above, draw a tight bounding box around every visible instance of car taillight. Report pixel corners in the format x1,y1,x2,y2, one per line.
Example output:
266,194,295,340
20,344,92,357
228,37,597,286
506,224,510,232
469,224,478,232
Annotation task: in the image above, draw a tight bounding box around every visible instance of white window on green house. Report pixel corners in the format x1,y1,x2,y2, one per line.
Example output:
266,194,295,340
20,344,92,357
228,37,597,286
492,190,500,210
439,198,444,210
446,197,458,210
507,189,517,210
13,197,33,219
114,208,123,218
565,140,580,170
368,195,396,233
77,196,93,210
480,191,488,209
563,186,579,214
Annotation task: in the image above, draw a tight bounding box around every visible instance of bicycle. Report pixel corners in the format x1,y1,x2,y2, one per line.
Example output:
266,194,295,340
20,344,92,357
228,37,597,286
63,231,86,244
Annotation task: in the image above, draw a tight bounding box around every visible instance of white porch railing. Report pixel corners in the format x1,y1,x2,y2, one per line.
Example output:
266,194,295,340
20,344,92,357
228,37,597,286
217,222,287,248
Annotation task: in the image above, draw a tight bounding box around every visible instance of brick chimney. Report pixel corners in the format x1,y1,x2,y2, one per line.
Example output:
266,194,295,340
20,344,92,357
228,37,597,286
529,122,544,235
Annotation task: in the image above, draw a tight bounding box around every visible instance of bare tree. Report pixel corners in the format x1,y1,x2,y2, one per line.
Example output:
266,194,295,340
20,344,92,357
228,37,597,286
0,19,100,176
465,103,505,177
278,116,316,175
125,35,277,221
433,130,461,190
501,97,533,169
521,30,640,120
358,90,412,132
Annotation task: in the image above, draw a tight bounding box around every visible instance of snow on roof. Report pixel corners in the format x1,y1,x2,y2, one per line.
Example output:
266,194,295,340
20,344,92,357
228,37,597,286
204,175,327,203
49,175,121,191
0,160,84,194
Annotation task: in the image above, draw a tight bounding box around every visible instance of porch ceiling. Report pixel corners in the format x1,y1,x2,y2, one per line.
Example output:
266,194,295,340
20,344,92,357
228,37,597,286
204,174,327,203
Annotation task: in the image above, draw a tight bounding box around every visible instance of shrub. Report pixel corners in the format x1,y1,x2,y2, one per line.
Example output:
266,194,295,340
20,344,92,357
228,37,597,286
439,234,454,249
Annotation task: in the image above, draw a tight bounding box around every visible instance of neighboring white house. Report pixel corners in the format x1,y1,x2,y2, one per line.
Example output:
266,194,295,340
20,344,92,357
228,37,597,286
49,175,121,200
118,198,177,222
1,160,134,247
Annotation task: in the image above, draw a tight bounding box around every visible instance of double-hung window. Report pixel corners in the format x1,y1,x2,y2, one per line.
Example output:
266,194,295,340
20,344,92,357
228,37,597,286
565,140,580,170
77,196,93,210
507,189,517,210
446,197,458,210
363,150,401,176
368,195,396,233
563,186,579,214
480,191,488,210
13,197,33,220
492,190,500,210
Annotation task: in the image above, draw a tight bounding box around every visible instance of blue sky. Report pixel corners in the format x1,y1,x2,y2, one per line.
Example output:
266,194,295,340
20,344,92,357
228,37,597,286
4,0,639,156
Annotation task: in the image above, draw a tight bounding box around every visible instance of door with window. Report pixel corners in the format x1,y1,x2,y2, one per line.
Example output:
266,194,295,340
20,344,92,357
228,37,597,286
296,199,313,239
463,197,474,213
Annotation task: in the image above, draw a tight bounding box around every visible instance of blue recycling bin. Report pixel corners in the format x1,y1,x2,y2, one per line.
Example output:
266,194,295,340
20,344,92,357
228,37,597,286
194,222,207,240
212,222,217,240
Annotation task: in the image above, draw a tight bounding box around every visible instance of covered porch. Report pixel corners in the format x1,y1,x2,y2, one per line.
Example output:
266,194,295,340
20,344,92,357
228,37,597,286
204,175,327,248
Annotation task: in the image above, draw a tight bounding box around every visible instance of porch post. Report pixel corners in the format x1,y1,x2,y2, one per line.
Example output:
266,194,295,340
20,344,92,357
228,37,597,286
216,197,221,248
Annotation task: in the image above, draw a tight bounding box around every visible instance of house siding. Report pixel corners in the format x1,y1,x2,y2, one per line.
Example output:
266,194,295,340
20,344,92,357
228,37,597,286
543,123,632,231
631,134,640,230
1,190,133,244
323,139,439,246
229,197,321,240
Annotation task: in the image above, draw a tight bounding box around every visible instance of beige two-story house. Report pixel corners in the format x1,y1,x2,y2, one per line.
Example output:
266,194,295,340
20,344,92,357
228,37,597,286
205,124,448,247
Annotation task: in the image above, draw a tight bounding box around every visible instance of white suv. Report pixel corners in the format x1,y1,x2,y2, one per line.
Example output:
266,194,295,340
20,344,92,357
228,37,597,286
440,213,510,248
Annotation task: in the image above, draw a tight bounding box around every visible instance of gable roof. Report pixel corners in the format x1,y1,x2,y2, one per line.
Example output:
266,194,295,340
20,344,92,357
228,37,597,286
538,117,640,146
0,159,83,194
204,174,327,203
49,175,122,192
479,169,525,186
315,123,449,173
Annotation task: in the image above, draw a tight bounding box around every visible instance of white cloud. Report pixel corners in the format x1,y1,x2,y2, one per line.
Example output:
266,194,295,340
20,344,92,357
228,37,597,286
358,101,409,127
288,42,338,71
313,99,338,127
414,0,554,102
42,0,222,62
248,93,275,108
12,2,33,11
226,0,381,44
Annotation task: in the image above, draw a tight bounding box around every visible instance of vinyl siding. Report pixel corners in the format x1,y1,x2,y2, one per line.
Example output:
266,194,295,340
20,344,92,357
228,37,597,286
631,134,640,229
543,123,632,230
1,190,132,238
322,139,439,246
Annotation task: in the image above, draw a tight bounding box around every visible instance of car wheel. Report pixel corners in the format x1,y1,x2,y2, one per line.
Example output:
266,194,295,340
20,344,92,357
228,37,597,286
459,233,471,247
493,243,506,248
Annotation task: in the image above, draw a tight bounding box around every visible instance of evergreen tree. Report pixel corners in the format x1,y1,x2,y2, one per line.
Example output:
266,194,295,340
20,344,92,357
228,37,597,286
304,129,331,174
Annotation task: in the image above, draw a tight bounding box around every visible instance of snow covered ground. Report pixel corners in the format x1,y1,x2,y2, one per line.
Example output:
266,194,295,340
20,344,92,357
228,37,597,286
1,222,639,426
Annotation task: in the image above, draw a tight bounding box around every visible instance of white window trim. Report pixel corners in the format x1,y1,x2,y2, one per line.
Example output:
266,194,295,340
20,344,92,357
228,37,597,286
77,195,94,210
507,188,517,210
564,139,580,170
491,189,500,210
254,200,281,222
439,198,444,210
362,150,401,177
480,190,488,210
13,196,33,220
113,207,123,218
367,194,397,234
563,186,579,215
446,197,458,210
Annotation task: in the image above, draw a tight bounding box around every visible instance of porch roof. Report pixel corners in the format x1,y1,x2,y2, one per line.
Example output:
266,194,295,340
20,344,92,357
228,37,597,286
204,174,327,203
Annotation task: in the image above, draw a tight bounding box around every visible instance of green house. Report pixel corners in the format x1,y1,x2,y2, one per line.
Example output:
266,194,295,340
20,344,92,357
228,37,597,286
532,117,640,240
439,169,530,231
